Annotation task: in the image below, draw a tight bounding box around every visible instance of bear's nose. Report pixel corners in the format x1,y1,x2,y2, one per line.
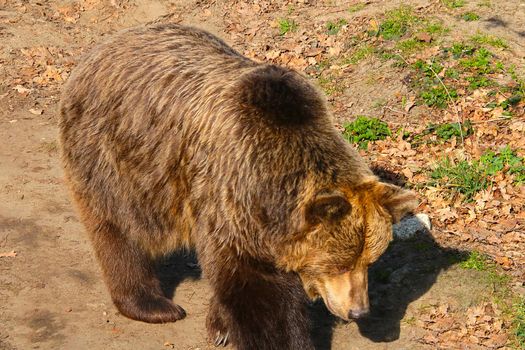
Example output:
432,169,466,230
348,308,370,319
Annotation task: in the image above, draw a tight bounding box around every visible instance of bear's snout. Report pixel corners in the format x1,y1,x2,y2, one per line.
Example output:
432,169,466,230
348,307,370,320
320,267,369,321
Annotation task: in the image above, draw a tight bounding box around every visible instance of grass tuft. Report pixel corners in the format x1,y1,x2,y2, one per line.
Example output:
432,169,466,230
514,298,525,348
379,5,418,40
460,251,488,271
326,19,348,35
462,12,480,21
396,38,428,54
424,22,449,36
348,3,366,13
346,44,375,64
441,0,465,8
342,116,392,148
470,32,508,49
460,47,493,73
466,75,493,89
278,19,298,35
431,146,525,200
431,121,474,140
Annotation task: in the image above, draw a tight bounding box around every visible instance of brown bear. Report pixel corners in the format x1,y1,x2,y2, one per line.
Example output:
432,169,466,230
59,24,417,349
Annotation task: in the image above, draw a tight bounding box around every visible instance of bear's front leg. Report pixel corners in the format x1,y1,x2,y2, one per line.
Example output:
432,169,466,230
205,260,314,350
206,296,230,346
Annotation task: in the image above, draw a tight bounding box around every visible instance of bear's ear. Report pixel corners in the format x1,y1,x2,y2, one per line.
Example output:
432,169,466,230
376,182,418,223
237,65,326,125
305,192,352,226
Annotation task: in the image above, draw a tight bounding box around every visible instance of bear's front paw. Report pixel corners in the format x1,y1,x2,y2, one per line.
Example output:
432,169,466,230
206,308,229,347
113,293,186,323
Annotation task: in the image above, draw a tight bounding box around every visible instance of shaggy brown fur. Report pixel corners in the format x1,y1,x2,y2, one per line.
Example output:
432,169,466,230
59,24,417,350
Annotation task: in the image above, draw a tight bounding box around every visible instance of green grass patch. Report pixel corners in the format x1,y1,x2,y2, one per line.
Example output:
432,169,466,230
431,146,525,199
326,19,348,35
412,60,458,108
346,44,375,64
348,3,366,13
507,65,525,96
480,146,525,182
478,0,492,7
414,60,444,77
421,85,458,108
470,32,508,49
317,76,344,95
431,157,488,199
395,37,428,54
441,0,466,8
466,75,493,89
460,47,493,73
445,68,461,79
342,116,392,148
432,121,474,140
408,121,473,146
423,21,449,36
500,94,523,110
278,19,298,35
378,5,418,40
460,251,488,270
514,298,525,348
462,12,480,21
447,42,476,59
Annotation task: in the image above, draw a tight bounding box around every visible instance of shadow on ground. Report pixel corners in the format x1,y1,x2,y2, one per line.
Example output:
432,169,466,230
157,250,202,300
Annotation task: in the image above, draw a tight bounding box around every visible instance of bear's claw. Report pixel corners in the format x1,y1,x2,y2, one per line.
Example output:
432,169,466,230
214,331,229,347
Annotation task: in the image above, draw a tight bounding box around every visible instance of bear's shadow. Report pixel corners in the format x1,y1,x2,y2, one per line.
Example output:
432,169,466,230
155,167,467,349
157,250,201,300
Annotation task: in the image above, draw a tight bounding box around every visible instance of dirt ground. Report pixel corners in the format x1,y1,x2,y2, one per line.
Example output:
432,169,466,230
1,0,524,349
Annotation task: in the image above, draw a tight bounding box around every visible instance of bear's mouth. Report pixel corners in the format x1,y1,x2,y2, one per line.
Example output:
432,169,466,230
321,294,350,322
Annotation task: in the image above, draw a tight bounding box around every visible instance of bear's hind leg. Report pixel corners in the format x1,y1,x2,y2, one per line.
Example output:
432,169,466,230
81,209,186,323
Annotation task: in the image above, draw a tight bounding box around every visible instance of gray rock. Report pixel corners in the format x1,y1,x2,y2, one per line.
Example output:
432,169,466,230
393,213,431,240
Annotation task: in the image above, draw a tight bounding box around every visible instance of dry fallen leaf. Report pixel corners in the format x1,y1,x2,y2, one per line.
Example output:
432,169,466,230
13,85,32,95
0,250,17,258
416,32,432,43
494,256,513,269
404,97,416,112
29,108,43,115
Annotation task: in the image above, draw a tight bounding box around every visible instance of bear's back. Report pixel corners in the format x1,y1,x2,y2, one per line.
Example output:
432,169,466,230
59,24,371,253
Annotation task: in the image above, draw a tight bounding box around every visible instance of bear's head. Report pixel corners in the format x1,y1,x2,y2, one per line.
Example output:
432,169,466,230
278,178,418,321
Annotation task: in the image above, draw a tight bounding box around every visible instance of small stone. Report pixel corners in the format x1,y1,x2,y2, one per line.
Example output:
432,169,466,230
393,213,431,240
